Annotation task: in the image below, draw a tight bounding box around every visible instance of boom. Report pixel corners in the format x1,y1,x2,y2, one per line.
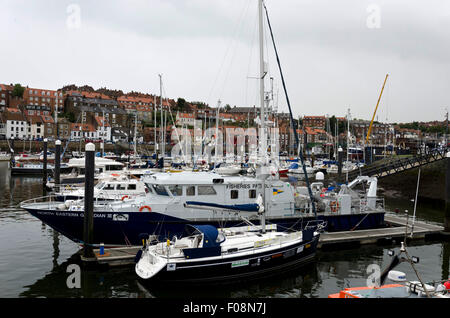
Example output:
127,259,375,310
365,74,389,144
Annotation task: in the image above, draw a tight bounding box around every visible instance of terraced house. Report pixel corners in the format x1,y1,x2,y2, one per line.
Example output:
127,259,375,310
0,108,27,139
117,95,155,122
64,91,128,130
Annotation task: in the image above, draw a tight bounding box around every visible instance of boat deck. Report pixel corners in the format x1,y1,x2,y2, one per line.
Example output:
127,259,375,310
80,214,445,267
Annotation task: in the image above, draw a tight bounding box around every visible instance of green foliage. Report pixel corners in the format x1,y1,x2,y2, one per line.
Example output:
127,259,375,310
66,112,76,123
12,84,25,98
176,98,186,111
149,111,174,128
399,122,446,134
329,116,346,136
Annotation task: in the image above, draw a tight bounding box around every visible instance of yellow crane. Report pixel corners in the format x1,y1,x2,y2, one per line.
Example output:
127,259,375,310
365,74,389,144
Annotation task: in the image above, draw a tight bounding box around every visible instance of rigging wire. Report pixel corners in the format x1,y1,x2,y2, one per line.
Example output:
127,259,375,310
263,1,317,220
217,0,252,101
244,9,259,108
206,0,252,107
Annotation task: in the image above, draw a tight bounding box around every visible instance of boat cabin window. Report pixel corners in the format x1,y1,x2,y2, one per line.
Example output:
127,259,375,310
186,186,195,196
106,165,122,171
152,184,169,196
198,186,216,196
231,190,239,199
168,185,182,196
116,184,126,191
249,189,256,199
127,184,137,190
144,183,155,194
95,182,105,189
104,183,115,190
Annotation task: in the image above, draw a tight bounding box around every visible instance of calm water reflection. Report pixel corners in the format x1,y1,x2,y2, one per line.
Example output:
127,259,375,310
0,162,448,298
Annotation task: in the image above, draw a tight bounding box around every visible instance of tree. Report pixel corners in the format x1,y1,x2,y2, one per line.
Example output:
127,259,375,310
176,98,186,111
12,84,25,98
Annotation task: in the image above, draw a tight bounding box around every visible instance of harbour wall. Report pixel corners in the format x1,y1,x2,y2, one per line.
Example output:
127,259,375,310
378,159,445,206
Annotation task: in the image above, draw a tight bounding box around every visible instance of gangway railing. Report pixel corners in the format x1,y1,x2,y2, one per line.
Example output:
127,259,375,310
346,147,448,180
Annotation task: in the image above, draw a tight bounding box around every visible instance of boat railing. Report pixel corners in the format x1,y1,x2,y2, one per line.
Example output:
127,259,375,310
19,195,68,209
358,197,385,213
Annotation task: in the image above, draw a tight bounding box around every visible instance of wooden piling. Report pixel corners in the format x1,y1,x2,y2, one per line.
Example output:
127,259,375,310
83,142,96,259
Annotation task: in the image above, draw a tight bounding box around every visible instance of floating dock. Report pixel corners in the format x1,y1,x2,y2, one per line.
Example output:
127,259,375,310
318,214,444,248
80,213,446,267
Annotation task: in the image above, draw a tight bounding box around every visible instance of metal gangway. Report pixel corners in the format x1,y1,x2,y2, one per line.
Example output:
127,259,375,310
346,147,448,180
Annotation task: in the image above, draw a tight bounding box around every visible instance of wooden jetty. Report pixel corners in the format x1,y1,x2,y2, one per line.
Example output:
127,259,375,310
81,213,445,267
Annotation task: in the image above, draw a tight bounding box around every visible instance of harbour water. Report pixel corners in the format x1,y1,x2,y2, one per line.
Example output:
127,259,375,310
0,162,448,298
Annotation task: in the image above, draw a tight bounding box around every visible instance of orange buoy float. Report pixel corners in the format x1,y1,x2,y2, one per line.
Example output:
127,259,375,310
330,200,339,212
139,205,152,212
121,195,129,201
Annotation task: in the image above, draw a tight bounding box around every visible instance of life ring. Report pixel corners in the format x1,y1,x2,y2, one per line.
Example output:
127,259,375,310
139,205,152,212
330,200,340,212
121,195,129,201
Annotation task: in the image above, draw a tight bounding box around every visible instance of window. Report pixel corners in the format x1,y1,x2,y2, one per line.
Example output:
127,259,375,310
104,183,115,190
168,185,182,196
127,184,137,190
152,184,169,196
95,182,105,190
249,189,256,199
116,184,126,191
231,190,239,199
186,186,195,196
198,186,217,195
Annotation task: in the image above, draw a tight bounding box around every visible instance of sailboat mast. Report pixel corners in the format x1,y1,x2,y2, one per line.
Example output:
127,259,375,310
214,100,220,169
154,92,157,155
258,0,266,234
134,111,137,159
258,0,266,165
159,74,163,157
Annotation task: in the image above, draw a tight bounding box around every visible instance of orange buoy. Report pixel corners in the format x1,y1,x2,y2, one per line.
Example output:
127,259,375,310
444,281,450,290
121,195,129,201
139,205,152,212
330,201,339,212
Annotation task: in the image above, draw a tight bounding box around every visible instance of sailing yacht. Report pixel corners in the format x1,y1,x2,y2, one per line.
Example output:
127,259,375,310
135,218,321,283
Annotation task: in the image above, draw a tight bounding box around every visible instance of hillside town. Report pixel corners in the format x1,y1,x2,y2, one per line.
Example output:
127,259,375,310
0,82,448,157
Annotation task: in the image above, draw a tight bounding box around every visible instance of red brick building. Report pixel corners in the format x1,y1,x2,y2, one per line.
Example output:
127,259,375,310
0,84,13,110
303,116,326,129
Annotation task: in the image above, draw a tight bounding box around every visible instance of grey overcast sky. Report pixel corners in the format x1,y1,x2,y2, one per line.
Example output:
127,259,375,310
1,0,449,123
